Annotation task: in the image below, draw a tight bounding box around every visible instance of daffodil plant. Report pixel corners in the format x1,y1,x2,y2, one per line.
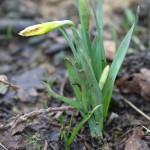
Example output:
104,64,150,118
19,0,134,139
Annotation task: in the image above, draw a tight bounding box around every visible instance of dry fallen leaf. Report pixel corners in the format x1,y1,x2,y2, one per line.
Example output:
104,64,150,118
125,128,149,150
117,68,150,101
0,130,23,150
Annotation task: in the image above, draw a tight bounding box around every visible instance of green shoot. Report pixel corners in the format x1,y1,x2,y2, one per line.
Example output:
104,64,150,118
19,0,135,143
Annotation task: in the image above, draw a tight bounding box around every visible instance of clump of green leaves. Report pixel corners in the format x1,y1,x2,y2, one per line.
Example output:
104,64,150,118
19,0,135,143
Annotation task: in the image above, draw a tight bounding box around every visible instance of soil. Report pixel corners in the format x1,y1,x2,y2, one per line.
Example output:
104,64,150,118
0,0,149,150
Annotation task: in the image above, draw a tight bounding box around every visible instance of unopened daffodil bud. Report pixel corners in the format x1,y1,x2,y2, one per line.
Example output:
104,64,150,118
19,20,74,36
99,65,109,91
79,0,90,32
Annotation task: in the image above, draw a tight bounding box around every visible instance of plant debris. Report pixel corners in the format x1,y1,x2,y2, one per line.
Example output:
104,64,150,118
125,128,149,150
0,0,149,149
117,68,150,101
0,75,19,95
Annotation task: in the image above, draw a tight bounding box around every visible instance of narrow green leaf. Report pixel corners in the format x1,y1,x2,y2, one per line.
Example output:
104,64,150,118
79,0,90,32
59,27,77,60
68,105,101,145
65,58,82,102
78,24,91,57
76,0,91,57
71,27,100,114
102,23,135,119
91,0,103,35
91,0,99,31
98,0,103,34
66,115,74,138
44,82,82,111
79,71,91,113
80,54,103,130
71,26,91,69
71,27,82,68
91,34,107,81
88,115,103,138
91,36,102,81
91,0,107,77
65,56,90,113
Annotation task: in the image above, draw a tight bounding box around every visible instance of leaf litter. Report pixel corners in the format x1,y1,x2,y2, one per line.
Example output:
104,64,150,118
117,68,150,101
0,0,150,149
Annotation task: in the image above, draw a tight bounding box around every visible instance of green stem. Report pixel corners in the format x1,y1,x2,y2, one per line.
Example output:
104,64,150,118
88,116,103,138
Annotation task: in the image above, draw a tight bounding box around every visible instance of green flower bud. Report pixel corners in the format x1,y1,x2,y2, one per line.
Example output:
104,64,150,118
99,65,109,90
79,0,90,32
19,20,74,36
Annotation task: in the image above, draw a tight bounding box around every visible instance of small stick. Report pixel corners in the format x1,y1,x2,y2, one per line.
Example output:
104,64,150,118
122,96,150,121
60,73,68,96
0,106,75,131
141,125,150,133
0,143,8,150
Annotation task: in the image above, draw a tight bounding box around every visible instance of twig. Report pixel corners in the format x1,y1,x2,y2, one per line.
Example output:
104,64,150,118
141,125,150,133
116,128,133,144
43,140,48,150
0,107,16,116
122,96,150,121
0,143,8,150
0,106,75,132
60,73,68,96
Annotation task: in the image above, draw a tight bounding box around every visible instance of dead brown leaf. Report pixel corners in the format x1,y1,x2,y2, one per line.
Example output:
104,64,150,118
0,106,74,136
0,129,23,150
117,68,150,101
125,128,149,150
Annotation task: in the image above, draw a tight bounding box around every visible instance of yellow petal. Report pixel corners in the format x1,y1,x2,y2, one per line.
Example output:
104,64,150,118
19,20,74,37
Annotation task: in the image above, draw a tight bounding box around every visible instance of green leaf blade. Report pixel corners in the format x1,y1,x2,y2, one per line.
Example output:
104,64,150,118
68,105,101,145
80,54,103,130
59,27,77,61
65,58,82,102
102,23,135,119
44,82,82,111
98,0,103,35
